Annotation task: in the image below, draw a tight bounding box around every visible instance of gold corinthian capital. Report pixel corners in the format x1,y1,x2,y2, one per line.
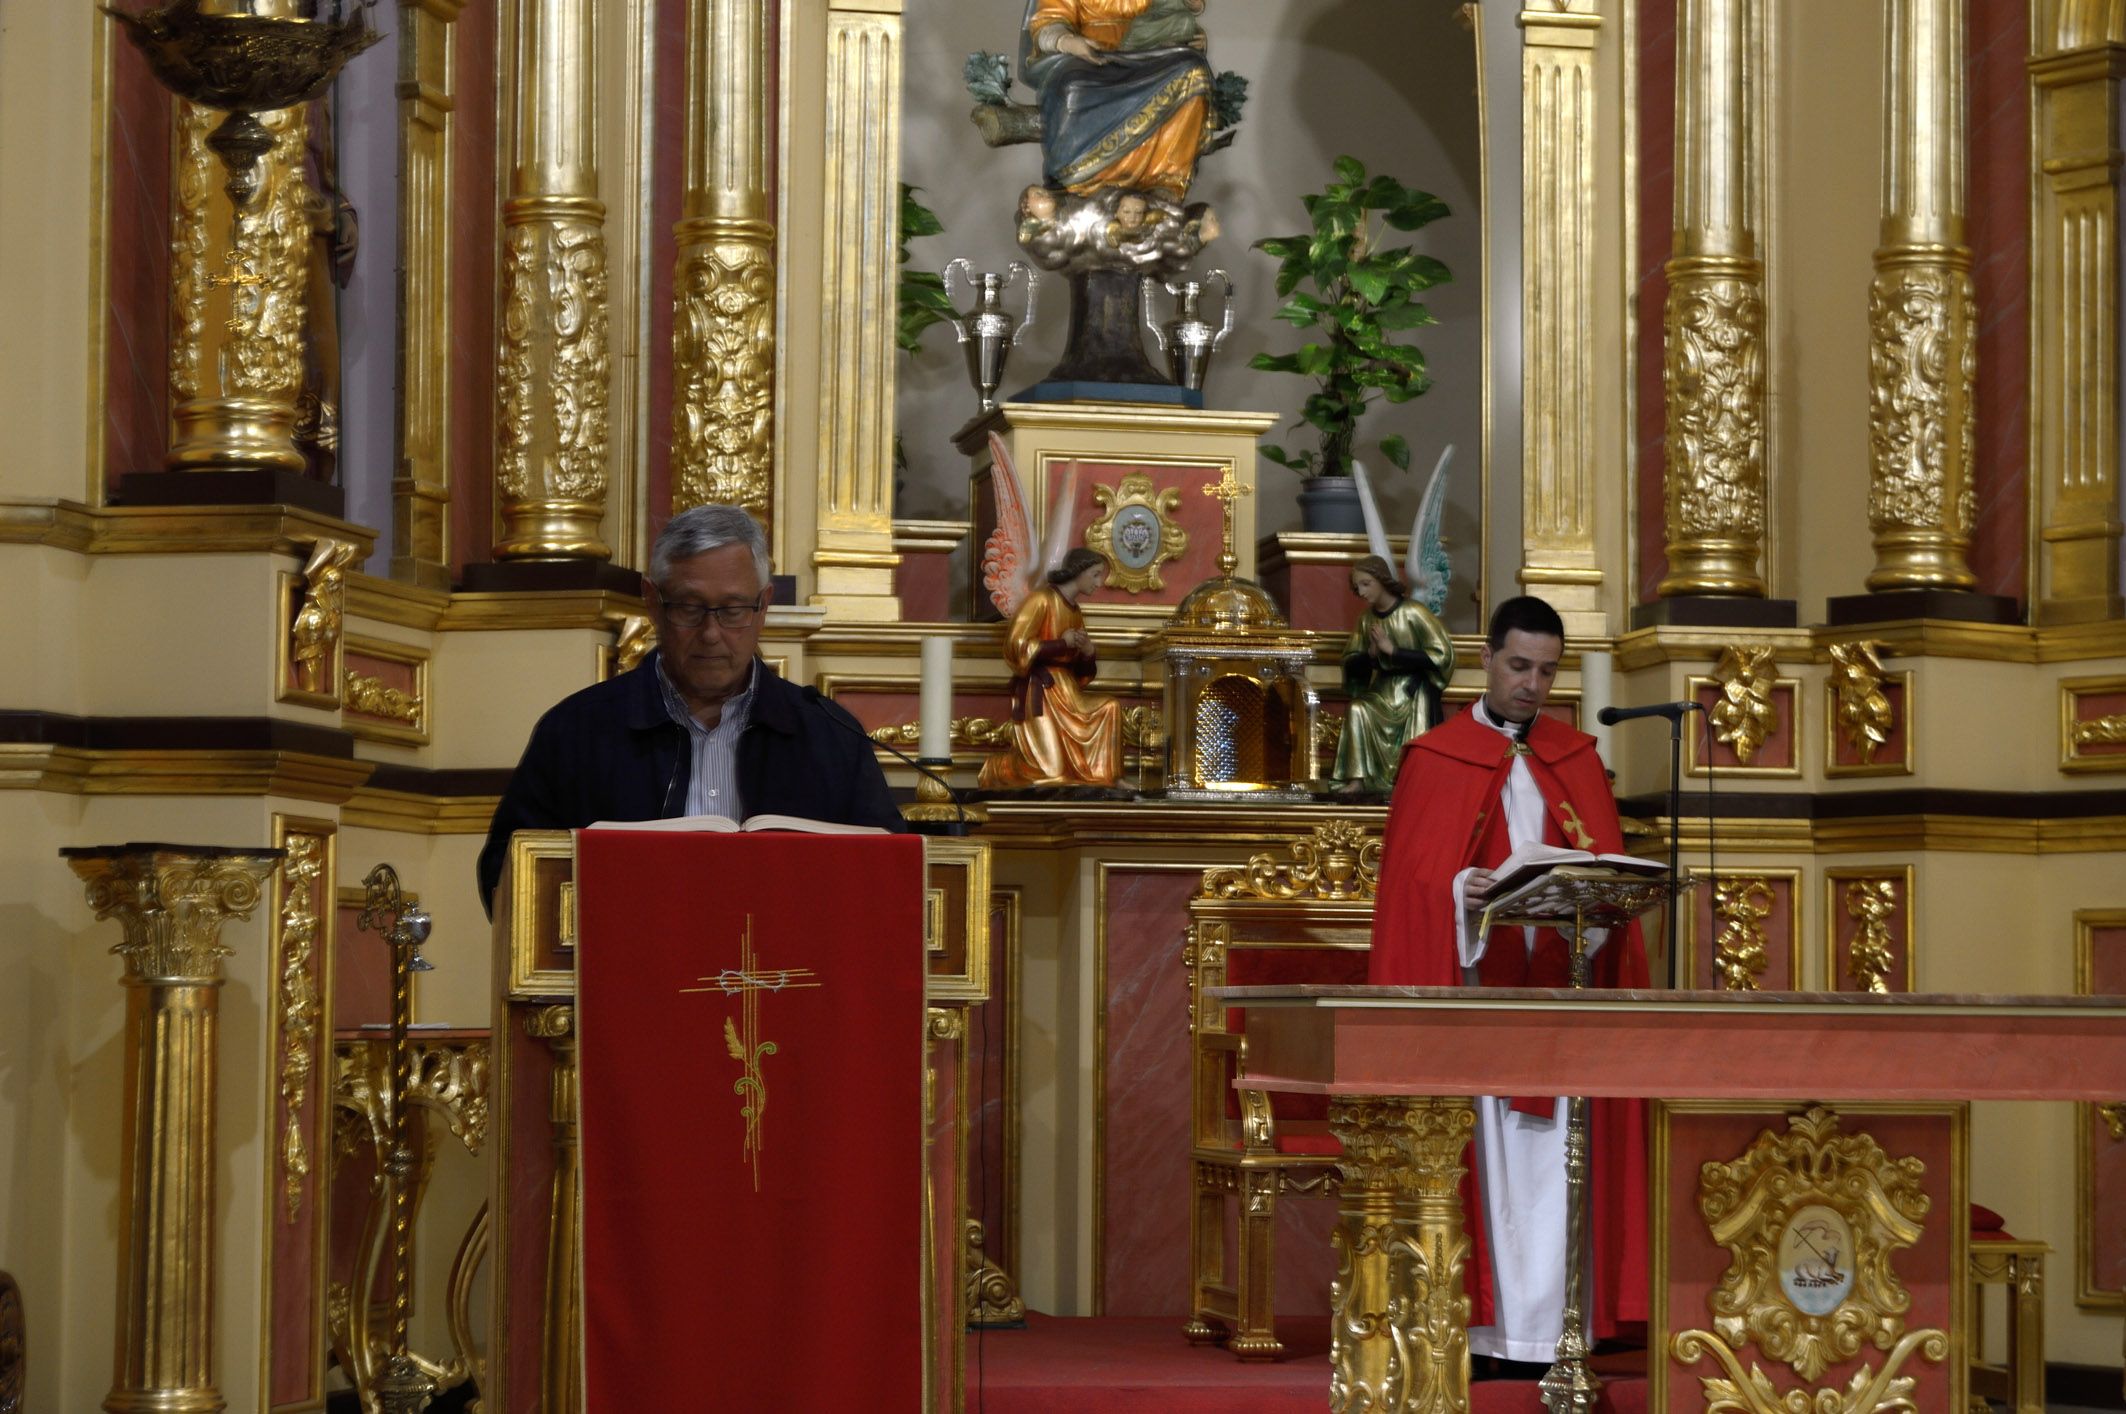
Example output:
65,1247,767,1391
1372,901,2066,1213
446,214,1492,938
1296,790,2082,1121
494,0,613,562
64,844,283,1414
1659,0,1768,598
168,90,310,477
1866,0,1979,591
670,0,776,521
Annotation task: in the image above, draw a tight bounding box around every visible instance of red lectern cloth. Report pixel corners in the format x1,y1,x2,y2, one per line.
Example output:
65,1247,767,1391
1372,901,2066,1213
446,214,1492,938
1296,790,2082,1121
577,830,928,1410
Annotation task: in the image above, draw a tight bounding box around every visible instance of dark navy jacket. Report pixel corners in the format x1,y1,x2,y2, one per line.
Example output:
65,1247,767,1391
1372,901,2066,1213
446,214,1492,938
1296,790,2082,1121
477,652,906,912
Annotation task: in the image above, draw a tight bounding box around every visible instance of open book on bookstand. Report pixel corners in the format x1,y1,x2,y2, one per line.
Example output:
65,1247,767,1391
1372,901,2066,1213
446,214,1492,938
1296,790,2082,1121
1476,850,1684,938
581,813,887,835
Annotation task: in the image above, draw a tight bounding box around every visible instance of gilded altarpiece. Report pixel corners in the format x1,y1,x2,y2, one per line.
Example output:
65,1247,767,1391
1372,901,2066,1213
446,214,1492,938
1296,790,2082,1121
267,818,336,1410
1652,1103,1966,1414
2075,909,2126,1310
1682,870,1801,992
1824,867,1917,995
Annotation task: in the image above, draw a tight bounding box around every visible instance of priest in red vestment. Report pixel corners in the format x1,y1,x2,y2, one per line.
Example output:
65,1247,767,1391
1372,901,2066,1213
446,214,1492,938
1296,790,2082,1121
1369,595,1649,1366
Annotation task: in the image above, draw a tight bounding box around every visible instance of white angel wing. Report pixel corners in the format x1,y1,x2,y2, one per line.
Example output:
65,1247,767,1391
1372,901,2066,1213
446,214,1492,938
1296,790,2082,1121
1350,460,1392,568
1038,459,1080,578
980,432,1038,618
1406,444,1455,615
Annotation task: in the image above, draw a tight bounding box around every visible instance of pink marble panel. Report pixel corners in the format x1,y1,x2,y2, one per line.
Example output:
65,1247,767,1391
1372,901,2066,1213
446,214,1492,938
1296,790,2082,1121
2070,689,2126,763
895,548,958,624
1262,557,1367,634
1062,462,1236,611
1690,875,1795,992
333,902,392,1030
2091,928,2126,1296
1831,679,1910,770
1663,1110,1958,1414
500,1016,557,1414
1965,0,2030,604
1635,0,1677,604
932,1028,962,1399
969,897,1015,1272
105,34,170,485
1101,869,1203,1315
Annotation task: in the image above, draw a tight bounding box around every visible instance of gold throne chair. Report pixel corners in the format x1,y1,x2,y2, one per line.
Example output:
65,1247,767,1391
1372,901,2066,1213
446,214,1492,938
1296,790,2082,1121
1181,820,1379,1359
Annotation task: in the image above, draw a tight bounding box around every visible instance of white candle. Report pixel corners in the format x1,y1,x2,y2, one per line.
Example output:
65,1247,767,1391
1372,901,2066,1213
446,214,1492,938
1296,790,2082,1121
919,636,954,762
1579,648,1614,765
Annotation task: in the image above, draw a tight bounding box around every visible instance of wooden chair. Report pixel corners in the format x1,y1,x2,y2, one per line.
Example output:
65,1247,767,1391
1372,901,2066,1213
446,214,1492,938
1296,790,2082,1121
1181,820,1378,1360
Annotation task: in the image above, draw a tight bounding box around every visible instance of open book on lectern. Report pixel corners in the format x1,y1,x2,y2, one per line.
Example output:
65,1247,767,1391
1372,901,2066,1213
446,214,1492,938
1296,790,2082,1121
1478,840,1666,902
582,813,887,835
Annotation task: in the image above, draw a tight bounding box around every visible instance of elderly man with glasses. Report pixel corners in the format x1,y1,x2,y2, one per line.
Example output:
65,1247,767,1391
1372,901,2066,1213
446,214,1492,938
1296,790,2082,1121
477,505,905,913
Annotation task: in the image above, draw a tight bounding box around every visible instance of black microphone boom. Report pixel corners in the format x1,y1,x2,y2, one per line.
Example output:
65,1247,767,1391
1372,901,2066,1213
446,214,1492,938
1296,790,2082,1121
800,685,966,829
1596,700,1703,726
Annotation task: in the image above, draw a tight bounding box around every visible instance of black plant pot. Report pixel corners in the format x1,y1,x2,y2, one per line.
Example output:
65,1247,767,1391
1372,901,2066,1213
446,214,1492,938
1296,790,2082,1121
1297,475,1367,534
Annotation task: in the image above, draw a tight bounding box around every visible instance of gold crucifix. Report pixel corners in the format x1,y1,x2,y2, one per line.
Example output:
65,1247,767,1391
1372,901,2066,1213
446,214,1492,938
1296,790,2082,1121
680,915,820,1191
1200,462,1251,576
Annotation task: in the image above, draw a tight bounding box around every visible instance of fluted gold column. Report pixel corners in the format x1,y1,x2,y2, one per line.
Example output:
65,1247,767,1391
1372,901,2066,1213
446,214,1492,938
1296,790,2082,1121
527,1006,580,1414
494,0,612,561
1517,3,1606,633
1658,0,1768,598
168,81,310,476
64,845,282,1414
1327,1096,1475,1413
2030,11,2125,623
1866,0,1979,591
671,0,776,521
809,0,904,620
391,0,465,589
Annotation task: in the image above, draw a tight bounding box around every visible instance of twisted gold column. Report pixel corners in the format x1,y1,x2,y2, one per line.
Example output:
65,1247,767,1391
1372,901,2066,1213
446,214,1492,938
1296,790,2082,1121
494,0,612,561
1517,3,1606,635
1327,1096,1475,1414
527,1006,580,1414
2030,16,2125,623
1657,0,1768,598
809,0,905,620
64,845,282,1414
1866,0,1979,591
168,85,310,476
391,0,466,590
671,0,775,520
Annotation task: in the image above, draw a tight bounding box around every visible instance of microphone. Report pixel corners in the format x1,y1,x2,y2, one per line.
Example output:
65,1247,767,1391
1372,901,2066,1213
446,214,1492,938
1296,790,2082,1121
800,686,968,829
1596,700,1703,726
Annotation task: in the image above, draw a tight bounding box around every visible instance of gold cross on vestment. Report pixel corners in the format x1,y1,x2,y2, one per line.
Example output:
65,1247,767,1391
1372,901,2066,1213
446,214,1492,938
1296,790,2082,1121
1200,463,1251,575
681,915,820,1191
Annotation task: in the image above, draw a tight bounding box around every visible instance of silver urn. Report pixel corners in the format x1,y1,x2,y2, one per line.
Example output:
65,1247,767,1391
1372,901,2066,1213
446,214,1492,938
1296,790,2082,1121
1142,269,1234,394
944,258,1039,415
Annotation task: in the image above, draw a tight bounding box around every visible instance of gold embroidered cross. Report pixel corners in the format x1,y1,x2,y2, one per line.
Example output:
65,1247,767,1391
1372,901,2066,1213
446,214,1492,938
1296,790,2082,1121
681,916,820,1191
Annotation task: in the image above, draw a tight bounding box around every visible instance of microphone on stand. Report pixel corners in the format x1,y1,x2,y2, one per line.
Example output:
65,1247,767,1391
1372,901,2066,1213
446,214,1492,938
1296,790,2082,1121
800,685,969,832
1597,701,1704,725
1595,700,1703,986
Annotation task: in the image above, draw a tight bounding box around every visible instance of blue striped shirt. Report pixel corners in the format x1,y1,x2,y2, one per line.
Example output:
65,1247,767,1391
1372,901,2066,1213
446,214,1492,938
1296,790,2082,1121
655,657,755,820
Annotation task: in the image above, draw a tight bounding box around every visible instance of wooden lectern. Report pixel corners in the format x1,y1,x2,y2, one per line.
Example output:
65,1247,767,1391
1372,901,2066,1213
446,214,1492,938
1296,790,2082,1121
488,828,991,1413
1225,985,2126,1413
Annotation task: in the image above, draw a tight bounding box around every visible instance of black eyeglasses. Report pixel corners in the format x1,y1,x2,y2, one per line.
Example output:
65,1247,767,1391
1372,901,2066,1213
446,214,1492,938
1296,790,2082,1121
657,594,766,630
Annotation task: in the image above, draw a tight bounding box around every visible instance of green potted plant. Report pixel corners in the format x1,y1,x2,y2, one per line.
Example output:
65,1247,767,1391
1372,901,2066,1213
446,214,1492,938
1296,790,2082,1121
1250,155,1451,532
894,184,953,486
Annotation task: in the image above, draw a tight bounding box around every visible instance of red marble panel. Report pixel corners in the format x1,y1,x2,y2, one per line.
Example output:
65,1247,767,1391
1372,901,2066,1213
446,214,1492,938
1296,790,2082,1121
1262,557,1368,633
500,1015,558,1414
644,0,687,547
334,901,392,1030
1830,873,1911,994
895,548,959,623
1662,1109,1959,1414
969,895,1016,1273
1635,0,1678,604
2090,927,2126,1298
1101,869,1207,1316
1831,678,1911,770
2070,688,2126,762
1692,680,1797,771
931,1026,963,1403
105,37,170,485
343,649,419,698
1690,875,1795,992
448,0,498,576
1062,461,1239,611
1965,0,2031,604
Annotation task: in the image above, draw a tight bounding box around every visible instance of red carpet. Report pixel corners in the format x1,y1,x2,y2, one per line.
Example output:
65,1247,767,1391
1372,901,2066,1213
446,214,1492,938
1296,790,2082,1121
966,1314,1648,1414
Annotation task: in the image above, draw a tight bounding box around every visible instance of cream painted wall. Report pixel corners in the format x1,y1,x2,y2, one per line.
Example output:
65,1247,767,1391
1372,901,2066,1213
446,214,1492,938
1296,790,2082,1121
1771,2,1883,615
896,0,1492,631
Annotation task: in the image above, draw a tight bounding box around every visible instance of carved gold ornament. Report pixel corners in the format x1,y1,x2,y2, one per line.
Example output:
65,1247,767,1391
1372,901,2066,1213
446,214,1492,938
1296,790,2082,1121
344,670,422,726
2101,1102,2125,1142
965,1219,1026,1325
1827,642,1895,766
275,831,327,1222
1664,273,1768,556
672,238,775,516
288,538,359,700
2073,715,2126,746
1843,881,1900,995
614,615,657,675
1710,646,1780,765
1121,704,1165,751
871,716,1016,750
1866,268,1978,575
1315,712,1346,758
1671,1327,1947,1414
1199,820,1381,901
1711,877,1775,992
1085,471,1189,592
1694,1106,1931,1382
